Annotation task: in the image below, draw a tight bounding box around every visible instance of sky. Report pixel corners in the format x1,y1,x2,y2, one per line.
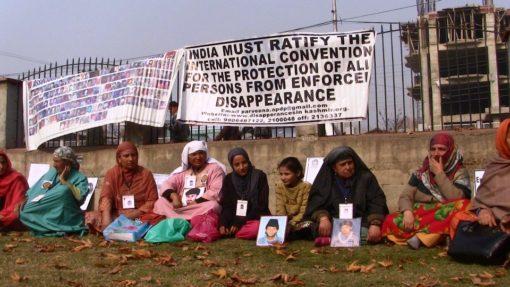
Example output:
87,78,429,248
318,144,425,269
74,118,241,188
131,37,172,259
1,0,508,77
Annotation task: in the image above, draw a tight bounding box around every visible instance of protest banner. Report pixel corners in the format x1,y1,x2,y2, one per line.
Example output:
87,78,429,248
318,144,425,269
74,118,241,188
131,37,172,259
23,50,183,151
178,30,376,126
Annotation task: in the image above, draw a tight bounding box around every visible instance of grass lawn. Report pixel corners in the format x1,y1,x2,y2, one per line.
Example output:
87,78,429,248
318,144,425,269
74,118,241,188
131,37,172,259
0,232,508,287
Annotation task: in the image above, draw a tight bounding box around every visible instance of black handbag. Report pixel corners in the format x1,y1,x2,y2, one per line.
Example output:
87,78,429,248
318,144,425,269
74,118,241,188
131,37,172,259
448,220,510,265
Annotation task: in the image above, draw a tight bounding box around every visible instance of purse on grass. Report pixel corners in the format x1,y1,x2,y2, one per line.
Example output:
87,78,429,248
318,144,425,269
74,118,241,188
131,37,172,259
448,220,510,265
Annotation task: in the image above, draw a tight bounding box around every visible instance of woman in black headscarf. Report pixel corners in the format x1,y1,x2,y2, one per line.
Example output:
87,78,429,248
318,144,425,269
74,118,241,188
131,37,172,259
304,146,389,245
218,147,270,239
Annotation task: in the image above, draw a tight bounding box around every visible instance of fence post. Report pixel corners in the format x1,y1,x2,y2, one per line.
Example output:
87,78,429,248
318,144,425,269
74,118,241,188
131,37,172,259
0,78,23,149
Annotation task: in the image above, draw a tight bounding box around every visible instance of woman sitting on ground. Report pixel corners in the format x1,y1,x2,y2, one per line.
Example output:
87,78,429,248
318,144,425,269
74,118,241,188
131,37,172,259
303,146,389,245
451,119,510,235
0,150,28,231
154,140,226,220
86,141,159,232
219,148,270,239
274,157,312,239
382,132,471,249
20,146,89,237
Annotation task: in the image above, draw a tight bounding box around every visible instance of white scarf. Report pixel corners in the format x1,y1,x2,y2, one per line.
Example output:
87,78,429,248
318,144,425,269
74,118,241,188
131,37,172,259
170,140,226,175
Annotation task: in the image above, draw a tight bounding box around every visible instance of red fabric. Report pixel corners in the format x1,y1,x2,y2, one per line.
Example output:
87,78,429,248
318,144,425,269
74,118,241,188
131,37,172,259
116,141,138,184
235,220,260,240
417,132,461,185
0,150,29,230
314,237,331,247
382,199,470,240
449,210,477,240
139,213,165,226
496,119,510,160
187,210,221,243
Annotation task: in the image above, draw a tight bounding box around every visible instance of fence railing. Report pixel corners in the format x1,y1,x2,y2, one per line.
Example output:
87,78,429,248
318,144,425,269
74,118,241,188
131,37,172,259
14,16,510,149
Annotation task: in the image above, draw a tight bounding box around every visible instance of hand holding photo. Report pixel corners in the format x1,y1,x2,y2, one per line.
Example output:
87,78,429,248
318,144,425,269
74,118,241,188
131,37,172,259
256,216,287,246
181,187,205,207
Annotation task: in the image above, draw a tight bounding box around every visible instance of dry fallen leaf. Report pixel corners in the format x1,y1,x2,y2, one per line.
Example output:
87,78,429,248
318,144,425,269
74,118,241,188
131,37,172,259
19,238,33,243
242,252,253,257
109,265,122,275
69,239,93,252
471,276,496,286
35,243,57,253
98,240,110,247
3,243,18,252
131,249,152,259
450,276,463,282
437,251,447,257
360,263,376,273
15,258,28,265
10,272,28,283
329,265,342,273
194,245,208,251
478,272,494,279
494,268,507,277
64,280,83,287
231,273,257,285
346,261,362,272
116,279,137,287
53,262,71,270
203,259,218,267
140,276,152,282
269,273,305,286
154,255,177,267
285,254,297,262
377,260,393,268
211,268,228,279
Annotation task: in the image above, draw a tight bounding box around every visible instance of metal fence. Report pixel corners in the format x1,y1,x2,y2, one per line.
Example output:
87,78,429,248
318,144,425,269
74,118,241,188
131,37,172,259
15,12,510,148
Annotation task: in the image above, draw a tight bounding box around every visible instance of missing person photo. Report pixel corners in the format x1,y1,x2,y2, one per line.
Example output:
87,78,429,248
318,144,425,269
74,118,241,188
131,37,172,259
256,216,287,246
181,187,205,207
330,218,361,247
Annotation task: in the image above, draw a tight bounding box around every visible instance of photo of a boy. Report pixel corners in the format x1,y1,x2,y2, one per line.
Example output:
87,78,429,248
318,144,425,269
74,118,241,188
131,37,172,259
256,218,283,246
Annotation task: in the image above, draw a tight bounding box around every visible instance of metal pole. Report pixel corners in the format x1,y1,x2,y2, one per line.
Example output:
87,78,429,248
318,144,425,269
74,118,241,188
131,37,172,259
326,0,339,136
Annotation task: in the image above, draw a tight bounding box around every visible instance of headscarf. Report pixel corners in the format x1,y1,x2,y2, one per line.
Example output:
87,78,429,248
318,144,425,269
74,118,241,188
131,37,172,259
116,141,139,185
0,150,26,194
227,147,261,205
496,119,510,160
170,141,226,175
303,146,374,219
53,146,79,170
472,119,510,220
412,132,468,201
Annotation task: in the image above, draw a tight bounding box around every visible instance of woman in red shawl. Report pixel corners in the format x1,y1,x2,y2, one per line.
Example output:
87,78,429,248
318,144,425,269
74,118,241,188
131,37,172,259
0,150,29,231
382,133,471,248
450,119,510,235
86,142,159,232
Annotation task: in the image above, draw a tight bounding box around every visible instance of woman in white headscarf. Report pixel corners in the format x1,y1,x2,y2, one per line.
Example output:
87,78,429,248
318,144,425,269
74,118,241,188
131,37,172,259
153,141,226,220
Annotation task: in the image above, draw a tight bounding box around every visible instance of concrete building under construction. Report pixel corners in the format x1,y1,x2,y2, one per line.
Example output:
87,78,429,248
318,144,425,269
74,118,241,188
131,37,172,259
401,0,509,129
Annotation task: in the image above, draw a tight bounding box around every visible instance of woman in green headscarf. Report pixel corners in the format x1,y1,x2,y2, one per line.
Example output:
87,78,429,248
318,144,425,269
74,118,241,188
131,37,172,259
20,146,89,237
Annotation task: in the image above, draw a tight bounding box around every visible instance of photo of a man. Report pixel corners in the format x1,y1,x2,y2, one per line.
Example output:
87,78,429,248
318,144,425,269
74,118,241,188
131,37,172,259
181,187,204,207
256,217,286,246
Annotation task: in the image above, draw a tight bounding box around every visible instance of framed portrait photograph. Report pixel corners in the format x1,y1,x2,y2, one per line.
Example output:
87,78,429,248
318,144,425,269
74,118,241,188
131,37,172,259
181,187,205,207
256,216,287,247
304,157,324,184
330,218,361,248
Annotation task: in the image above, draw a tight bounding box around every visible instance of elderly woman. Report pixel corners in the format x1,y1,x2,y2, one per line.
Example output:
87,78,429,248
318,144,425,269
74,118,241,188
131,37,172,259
451,119,510,235
153,141,226,220
20,146,89,237
382,132,471,249
86,141,159,232
0,150,29,231
303,146,388,245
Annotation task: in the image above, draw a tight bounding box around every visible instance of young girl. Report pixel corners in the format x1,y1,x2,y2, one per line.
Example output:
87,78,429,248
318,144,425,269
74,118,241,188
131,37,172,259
219,148,270,239
275,157,312,239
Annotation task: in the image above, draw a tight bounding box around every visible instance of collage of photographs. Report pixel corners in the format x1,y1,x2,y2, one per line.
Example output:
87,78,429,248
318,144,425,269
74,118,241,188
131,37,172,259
26,55,177,137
